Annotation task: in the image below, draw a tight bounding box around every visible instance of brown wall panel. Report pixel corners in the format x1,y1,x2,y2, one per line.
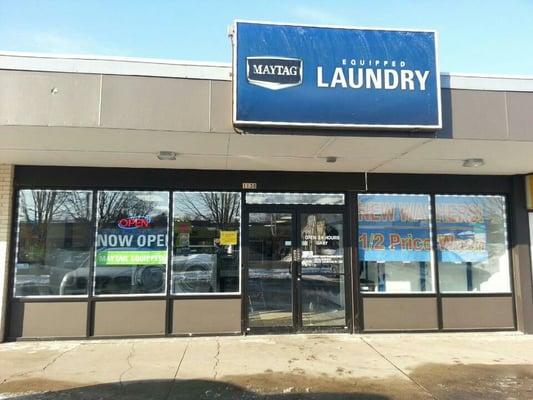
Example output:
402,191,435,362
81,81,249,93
173,298,241,334
9,302,87,338
93,300,165,336
363,297,438,331
442,296,514,330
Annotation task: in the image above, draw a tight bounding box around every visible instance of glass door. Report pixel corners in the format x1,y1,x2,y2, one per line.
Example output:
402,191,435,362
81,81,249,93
299,212,346,328
245,208,348,333
246,211,296,332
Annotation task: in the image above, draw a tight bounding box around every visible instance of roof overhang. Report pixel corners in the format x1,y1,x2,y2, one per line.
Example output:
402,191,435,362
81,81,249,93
1,52,533,176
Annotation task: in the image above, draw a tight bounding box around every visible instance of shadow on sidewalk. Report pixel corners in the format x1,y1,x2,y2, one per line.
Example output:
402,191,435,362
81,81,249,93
1,378,394,400
4,363,532,399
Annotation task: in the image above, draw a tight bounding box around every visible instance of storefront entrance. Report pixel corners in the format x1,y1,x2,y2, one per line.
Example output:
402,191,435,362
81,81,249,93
243,205,350,333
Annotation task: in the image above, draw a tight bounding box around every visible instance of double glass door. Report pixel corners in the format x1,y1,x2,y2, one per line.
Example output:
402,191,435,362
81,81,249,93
245,207,348,333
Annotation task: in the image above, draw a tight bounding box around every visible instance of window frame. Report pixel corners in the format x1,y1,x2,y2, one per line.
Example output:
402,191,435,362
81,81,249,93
357,193,436,295
356,192,514,296
434,194,512,295
11,188,245,300
170,190,242,297
92,189,171,298
246,192,345,205
12,189,95,299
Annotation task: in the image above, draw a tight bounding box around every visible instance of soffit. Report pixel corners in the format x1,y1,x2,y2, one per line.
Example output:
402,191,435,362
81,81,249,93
0,125,531,175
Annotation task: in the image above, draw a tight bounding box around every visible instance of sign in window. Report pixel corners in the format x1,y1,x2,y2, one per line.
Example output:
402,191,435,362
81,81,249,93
358,194,434,293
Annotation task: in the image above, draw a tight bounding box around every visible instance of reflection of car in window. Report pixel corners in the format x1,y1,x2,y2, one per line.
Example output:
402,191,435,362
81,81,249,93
24,245,237,295
59,253,166,295
172,245,240,293
172,245,217,293
15,249,91,296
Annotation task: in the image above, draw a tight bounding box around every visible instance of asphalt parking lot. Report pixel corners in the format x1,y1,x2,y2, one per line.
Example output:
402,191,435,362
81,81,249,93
1,333,532,399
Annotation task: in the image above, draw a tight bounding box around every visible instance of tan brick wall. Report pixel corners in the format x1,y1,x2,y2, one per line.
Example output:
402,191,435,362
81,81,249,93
0,165,14,341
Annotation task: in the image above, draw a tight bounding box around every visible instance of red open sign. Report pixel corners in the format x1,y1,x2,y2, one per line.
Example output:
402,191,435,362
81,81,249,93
118,217,151,230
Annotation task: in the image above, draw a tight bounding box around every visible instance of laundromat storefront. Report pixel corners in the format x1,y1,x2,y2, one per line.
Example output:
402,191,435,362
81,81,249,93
6,167,518,339
3,21,533,339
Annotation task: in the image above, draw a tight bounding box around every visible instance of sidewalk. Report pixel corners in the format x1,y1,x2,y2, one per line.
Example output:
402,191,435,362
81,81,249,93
1,333,532,399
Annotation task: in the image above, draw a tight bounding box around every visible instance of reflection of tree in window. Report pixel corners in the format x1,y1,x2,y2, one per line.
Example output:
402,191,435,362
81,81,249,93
63,192,92,221
98,192,161,225
172,192,240,294
15,190,93,296
19,191,92,264
174,192,240,227
21,192,68,263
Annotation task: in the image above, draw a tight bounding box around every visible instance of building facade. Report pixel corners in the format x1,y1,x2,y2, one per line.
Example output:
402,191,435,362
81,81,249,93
0,51,533,340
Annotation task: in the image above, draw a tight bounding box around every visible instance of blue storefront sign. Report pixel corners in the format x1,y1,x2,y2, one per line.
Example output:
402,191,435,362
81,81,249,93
232,21,441,130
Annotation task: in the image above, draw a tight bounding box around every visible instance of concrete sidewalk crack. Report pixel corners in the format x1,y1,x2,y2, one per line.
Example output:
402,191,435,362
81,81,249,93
361,337,439,400
0,344,80,386
213,338,221,380
119,342,136,389
165,339,190,400
42,344,80,373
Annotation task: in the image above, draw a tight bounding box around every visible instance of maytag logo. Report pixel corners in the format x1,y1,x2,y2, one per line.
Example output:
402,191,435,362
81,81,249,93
246,57,303,90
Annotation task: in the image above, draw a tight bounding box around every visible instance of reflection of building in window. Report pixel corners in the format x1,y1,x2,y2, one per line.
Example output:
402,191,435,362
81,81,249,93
302,214,325,251
301,214,343,273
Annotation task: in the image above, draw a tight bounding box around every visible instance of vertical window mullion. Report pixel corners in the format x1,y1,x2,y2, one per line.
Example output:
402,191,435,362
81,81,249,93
86,190,98,336
430,194,443,330
165,191,173,335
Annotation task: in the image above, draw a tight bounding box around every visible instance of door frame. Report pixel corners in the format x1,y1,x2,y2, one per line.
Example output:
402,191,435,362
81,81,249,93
242,203,353,334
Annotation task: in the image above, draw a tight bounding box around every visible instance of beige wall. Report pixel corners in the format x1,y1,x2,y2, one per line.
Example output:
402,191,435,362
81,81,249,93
0,165,13,342
2,69,533,141
0,70,233,134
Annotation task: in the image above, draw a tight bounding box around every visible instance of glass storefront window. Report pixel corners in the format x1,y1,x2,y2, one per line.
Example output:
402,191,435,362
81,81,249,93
94,191,169,295
172,192,241,294
14,190,93,296
246,192,344,205
436,195,510,293
358,194,434,293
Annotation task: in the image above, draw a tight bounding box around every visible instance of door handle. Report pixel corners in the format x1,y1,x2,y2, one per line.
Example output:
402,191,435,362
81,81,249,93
292,249,301,262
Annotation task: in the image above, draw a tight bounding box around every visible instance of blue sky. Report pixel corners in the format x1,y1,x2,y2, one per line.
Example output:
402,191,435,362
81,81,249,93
1,0,532,75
